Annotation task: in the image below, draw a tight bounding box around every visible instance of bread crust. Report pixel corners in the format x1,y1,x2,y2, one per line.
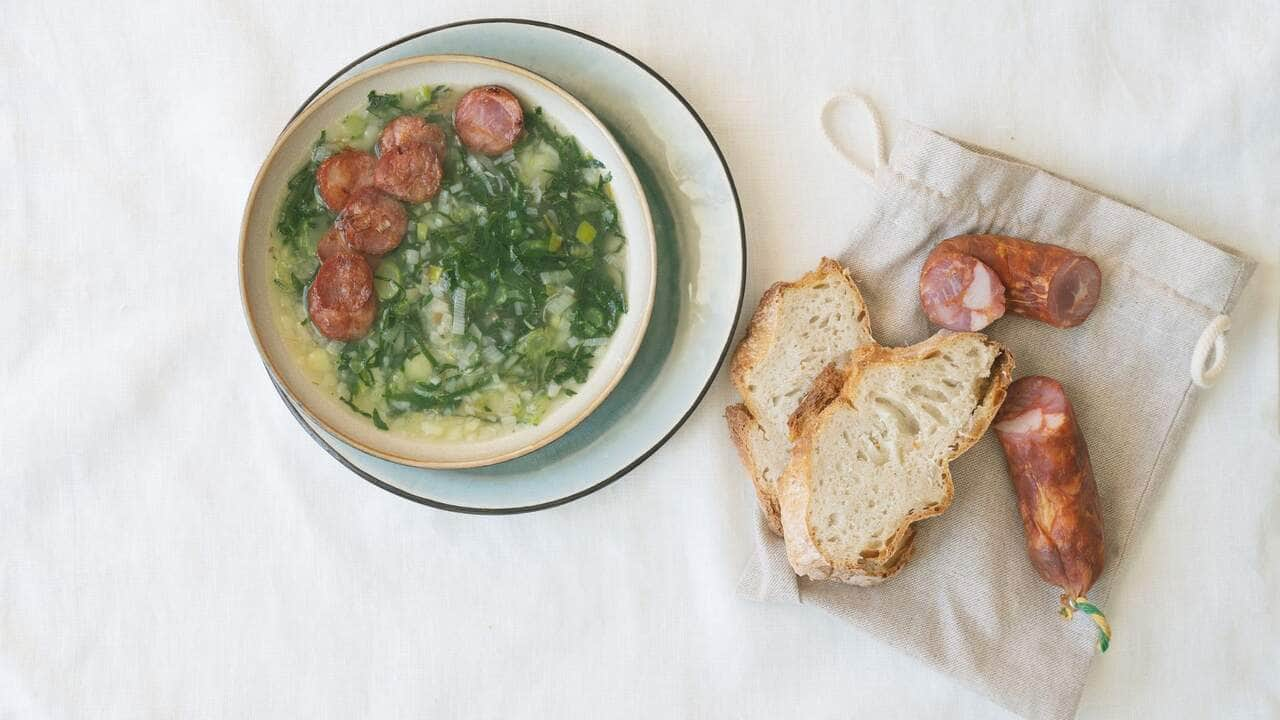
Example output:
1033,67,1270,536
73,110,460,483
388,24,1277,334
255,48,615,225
786,362,845,442
724,404,783,535
780,332,1014,584
725,258,874,535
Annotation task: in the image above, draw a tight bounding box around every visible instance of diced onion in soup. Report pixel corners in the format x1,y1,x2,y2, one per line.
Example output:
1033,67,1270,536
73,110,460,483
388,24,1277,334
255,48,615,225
451,287,467,335
544,292,575,318
482,345,505,366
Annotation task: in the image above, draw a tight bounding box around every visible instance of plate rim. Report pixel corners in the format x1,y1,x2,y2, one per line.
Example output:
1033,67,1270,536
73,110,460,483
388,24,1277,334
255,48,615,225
269,17,747,514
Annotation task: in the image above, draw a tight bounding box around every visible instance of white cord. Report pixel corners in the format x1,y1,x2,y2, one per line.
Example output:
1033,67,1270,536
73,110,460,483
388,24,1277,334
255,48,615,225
820,91,887,182
1190,314,1231,388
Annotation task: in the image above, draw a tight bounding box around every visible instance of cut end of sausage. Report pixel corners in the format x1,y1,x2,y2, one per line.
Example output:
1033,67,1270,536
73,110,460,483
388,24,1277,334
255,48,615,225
994,376,1070,435
993,407,1068,435
1047,256,1102,328
307,253,378,342
453,85,525,156
919,251,1007,332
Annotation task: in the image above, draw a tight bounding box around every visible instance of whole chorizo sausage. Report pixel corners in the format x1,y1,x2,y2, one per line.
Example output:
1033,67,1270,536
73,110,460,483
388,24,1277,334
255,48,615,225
334,187,407,256
919,235,1101,330
307,253,378,341
315,149,376,212
994,376,1111,651
453,85,524,156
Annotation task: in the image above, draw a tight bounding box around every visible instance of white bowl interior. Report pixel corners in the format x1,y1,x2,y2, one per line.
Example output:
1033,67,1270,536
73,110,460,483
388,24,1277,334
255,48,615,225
242,55,655,467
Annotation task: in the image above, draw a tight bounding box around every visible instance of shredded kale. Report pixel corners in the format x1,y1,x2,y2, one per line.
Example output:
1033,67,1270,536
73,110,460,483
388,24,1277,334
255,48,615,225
572,265,626,338
275,132,331,248
386,373,490,413
340,397,389,430
366,85,450,121
365,91,404,121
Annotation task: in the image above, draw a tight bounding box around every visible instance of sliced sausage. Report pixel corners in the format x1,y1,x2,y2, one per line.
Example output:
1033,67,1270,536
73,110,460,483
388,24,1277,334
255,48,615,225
920,235,1101,330
315,149,376,211
919,250,1007,331
453,86,524,156
994,376,1105,604
373,143,443,204
317,226,352,262
308,253,378,341
335,188,407,256
318,226,383,272
378,115,447,161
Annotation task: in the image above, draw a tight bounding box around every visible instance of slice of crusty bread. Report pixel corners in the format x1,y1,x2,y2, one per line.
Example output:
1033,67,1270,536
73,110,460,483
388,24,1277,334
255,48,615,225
779,332,1013,584
726,259,875,534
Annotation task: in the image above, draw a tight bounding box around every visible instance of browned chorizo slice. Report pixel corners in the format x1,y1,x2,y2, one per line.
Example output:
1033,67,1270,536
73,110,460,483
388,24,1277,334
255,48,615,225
919,250,1007,331
453,86,524,156
923,235,1101,328
317,226,352,262
373,144,443,204
318,226,385,273
334,188,407,256
307,253,377,341
378,115,447,162
315,149,376,211
994,376,1105,605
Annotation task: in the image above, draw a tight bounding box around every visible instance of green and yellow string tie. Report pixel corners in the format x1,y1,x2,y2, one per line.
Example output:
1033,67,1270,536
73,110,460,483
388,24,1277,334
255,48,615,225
1060,594,1112,653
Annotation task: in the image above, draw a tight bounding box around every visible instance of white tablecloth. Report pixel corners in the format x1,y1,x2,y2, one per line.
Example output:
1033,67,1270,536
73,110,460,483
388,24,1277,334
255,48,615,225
3,2,1277,717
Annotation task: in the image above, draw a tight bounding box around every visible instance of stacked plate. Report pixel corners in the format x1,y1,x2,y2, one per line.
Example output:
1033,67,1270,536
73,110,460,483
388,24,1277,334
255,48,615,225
258,19,745,513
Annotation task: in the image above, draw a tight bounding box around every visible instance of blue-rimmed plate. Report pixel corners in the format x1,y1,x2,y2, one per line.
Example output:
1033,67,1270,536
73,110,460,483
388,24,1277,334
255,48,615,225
270,19,745,513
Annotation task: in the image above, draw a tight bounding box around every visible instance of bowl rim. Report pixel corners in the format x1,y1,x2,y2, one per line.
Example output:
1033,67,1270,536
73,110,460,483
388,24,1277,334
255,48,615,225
239,52,657,469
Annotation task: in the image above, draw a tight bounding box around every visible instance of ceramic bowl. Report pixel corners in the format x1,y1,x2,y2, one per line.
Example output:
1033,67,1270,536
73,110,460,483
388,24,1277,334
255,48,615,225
240,54,656,468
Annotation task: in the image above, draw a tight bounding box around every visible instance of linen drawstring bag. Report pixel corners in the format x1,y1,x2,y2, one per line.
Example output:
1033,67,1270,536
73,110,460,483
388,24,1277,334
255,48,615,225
737,94,1256,720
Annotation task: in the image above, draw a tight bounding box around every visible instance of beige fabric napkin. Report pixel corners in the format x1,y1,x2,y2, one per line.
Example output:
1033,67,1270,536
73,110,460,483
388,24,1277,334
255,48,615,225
737,117,1255,720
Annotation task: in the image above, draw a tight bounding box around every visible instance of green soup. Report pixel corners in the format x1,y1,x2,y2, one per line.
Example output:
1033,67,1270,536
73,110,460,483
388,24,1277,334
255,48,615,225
268,85,627,441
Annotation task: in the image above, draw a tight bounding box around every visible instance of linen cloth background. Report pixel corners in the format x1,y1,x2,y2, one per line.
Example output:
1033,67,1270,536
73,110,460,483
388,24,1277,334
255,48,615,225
3,2,1278,718
738,120,1255,720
